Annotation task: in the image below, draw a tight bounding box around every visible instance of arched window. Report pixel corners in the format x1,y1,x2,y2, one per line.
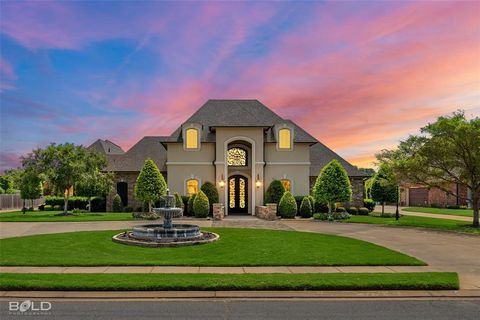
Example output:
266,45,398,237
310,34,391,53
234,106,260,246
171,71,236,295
227,147,247,166
278,128,291,149
281,179,291,192
186,179,199,196
185,128,198,149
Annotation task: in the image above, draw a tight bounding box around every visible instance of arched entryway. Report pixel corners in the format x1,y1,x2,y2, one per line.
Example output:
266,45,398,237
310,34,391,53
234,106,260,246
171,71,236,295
228,175,249,214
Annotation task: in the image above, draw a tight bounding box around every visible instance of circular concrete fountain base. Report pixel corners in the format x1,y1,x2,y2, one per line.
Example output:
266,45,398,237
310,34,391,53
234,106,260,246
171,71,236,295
112,231,219,248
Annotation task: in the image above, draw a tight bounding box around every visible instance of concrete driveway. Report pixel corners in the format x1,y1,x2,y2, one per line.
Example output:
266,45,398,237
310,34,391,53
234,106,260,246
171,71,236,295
0,218,478,289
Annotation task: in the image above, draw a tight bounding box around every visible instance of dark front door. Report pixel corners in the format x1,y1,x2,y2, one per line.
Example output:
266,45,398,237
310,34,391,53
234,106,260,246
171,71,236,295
228,175,248,214
116,182,128,206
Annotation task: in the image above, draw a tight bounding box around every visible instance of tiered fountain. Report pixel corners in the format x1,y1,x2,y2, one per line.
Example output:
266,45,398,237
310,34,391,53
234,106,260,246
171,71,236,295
112,190,219,247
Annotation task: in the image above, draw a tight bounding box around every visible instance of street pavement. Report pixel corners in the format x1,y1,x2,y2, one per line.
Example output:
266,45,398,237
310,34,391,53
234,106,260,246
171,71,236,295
1,299,479,320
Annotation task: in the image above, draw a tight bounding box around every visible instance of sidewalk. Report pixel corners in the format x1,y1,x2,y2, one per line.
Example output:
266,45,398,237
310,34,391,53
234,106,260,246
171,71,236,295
0,266,441,274
383,206,472,222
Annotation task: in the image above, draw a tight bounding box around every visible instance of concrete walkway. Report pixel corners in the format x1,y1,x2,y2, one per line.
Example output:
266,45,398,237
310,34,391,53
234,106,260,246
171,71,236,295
383,205,472,222
0,266,439,274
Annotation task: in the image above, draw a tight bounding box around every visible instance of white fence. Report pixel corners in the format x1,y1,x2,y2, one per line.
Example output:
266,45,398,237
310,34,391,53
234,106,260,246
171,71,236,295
0,193,45,211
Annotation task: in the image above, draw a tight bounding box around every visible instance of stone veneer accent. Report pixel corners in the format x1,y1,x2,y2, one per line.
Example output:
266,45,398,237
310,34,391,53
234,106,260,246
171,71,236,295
212,203,225,220
309,176,365,207
256,203,277,220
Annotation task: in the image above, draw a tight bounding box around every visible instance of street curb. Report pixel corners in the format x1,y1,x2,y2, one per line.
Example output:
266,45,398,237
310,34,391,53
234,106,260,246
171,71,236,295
1,290,480,300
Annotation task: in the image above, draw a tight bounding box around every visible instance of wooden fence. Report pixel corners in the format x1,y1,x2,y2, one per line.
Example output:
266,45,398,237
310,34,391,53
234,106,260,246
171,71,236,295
0,193,45,211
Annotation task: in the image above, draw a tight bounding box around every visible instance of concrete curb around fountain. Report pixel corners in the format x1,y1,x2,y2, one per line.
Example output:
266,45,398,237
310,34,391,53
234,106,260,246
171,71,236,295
112,231,220,248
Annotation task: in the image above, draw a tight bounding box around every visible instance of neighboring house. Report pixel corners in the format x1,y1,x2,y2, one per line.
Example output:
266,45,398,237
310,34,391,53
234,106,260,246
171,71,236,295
89,100,368,214
400,183,468,207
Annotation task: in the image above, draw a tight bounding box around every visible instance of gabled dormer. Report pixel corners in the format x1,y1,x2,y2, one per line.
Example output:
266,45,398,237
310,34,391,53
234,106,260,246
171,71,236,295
182,123,202,151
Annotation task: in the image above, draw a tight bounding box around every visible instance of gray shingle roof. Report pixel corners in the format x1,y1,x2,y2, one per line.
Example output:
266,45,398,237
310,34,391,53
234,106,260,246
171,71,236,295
103,137,167,172
310,142,369,177
88,139,125,155
163,99,317,143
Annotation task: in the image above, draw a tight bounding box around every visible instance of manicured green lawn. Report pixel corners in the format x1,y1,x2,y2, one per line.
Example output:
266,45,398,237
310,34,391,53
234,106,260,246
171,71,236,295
346,215,479,235
403,207,474,217
0,211,133,222
0,272,458,291
0,228,424,266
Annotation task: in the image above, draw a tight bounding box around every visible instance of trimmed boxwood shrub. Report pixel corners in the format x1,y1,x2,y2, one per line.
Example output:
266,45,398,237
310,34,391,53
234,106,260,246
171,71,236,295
187,194,196,217
363,199,376,212
44,205,53,211
200,181,219,215
299,196,313,218
446,205,460,209
313,213,328,220
53,205,62,211
112,194,123,212
45,196,89,210
193,190,209,218
278,191,297,218
346,207,358,215
335,206,346,213
358,207,370,215
294,196,306,212
90,197,106,212
307,196,315,211
264,180,285,205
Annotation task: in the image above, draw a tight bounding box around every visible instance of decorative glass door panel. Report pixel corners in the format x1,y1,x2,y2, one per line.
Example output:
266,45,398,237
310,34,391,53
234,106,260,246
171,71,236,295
228,175,248,214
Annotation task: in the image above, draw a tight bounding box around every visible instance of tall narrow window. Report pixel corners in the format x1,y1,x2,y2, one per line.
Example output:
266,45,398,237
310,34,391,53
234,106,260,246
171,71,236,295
278,128,291,149
227,147,247,166
281,179,291,192
186,179,199,196
229,178,236,208
185,128,198,149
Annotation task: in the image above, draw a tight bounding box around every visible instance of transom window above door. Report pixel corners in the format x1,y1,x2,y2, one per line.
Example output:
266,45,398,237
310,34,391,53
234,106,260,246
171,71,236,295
227,147,247,166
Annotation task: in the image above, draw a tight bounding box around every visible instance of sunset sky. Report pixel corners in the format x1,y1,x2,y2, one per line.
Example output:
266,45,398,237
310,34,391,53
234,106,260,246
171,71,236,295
1,1,479,172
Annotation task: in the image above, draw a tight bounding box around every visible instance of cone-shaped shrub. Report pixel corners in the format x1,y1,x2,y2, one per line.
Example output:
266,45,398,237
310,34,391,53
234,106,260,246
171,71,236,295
278,191,297,218
307,195,315,211
187,194,196,216
134,159,167,213
313,159,352,214
112,194,123,212
299,196,313,218
264,180,285,205
200,181,219,214
193,190,209,218
174,192,184,209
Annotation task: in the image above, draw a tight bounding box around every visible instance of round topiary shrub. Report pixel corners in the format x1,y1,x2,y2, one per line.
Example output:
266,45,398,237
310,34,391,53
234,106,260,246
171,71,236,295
363,199,376,212
193,190,209,218
264,180,285,205
346,207,358,215
112,194,123,212
358,207,370,215
299,196,313,218
200,181,219,214
53,205,62,211
187,194,196,216
278,191,297,218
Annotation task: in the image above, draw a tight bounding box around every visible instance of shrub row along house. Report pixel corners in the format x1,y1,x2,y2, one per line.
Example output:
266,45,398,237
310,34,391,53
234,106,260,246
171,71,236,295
89,100,368,214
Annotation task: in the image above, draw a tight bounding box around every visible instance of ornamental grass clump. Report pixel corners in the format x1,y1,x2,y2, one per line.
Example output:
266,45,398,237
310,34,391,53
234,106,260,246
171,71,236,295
278,191,297,218
193,190,209,218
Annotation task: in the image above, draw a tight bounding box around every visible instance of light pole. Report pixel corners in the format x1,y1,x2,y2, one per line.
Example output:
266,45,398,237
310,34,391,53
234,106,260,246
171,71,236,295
395,185,400,221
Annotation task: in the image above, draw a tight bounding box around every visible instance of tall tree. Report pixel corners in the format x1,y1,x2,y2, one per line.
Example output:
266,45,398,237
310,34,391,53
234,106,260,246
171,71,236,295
22,143,107,215
377,110,480,227
370,164,399,214
17,168,43,211
313,159,352,214
134,159,167,213
76,169,114,212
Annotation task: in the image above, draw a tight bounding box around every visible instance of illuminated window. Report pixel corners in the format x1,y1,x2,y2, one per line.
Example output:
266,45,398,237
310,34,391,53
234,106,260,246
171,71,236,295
185,128,198,149
278,128,291,149
281,179,291,192
186,179,199,196
227,148,247,166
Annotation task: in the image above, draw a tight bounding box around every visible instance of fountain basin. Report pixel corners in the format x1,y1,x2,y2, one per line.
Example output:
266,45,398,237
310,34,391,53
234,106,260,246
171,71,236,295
132,224,201,239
